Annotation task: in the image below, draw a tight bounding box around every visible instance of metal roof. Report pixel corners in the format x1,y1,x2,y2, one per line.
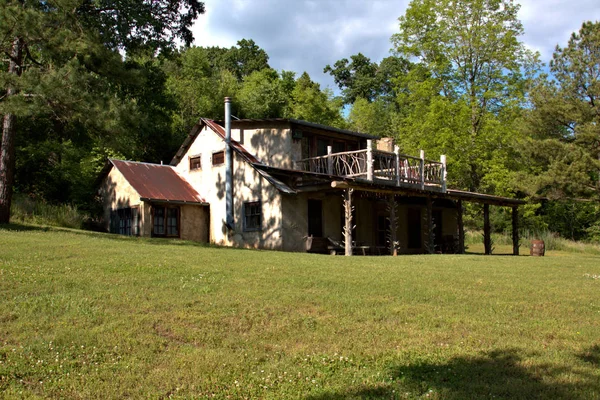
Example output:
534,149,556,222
109,159,207,204
226,118,378,139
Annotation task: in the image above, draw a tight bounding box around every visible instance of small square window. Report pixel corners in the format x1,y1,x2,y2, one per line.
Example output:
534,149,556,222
244,201,261,232
212,151,225,166
189,155,201,170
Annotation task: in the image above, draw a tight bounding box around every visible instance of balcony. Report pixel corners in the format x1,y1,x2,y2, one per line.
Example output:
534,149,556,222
293,140,447,192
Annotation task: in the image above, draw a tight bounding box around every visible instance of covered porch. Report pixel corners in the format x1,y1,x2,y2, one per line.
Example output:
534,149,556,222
309,181,525,256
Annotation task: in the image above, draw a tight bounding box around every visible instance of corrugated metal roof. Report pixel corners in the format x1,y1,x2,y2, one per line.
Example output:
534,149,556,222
226,118,378,139
110,159,206,204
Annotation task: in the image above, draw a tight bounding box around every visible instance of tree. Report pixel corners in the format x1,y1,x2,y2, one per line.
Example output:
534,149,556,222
287,72,344,127
324,53,410,105
237,69,288,118
391,0,534,192
517,22,600,201
0,0,205,223
347,97,394,136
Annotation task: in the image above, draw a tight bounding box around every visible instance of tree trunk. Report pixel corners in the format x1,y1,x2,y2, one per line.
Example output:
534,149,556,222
0,37,23,224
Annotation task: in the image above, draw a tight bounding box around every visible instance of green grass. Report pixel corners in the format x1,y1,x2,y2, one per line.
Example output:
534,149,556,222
10,196,89,230
465,230,600,255
1,225,599,399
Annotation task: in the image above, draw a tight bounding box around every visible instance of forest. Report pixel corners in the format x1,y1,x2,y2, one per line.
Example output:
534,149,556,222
1,0,599,242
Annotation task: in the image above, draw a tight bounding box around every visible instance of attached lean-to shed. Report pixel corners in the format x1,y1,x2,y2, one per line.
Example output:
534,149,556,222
98,159,209,242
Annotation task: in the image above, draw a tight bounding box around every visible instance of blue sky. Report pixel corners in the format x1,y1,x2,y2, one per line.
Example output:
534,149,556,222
191,0,600,91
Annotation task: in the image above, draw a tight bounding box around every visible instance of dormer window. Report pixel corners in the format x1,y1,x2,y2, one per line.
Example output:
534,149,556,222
212,151,225,166
189,155,201,170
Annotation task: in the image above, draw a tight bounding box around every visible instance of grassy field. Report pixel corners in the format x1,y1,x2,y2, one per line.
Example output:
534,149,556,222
1,225,599,399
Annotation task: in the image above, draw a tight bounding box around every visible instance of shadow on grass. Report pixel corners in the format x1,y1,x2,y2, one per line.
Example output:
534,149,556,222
307,349,599,400
578,344,600,367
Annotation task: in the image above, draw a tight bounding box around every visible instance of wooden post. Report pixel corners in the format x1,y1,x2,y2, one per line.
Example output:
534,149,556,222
394,145,401,187
366,139,373,181
426,196,434,254
457,199,465,254
512,206,519,256
483,203,491,255
343,188,354,256
327,145,333,175
387,194,398,256
419,150,425,190
440,154,447,193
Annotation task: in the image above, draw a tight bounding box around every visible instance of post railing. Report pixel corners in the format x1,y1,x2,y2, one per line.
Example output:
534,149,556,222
293,148,446,191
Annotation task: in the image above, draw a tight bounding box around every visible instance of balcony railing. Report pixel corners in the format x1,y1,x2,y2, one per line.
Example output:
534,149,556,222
293,141,447,192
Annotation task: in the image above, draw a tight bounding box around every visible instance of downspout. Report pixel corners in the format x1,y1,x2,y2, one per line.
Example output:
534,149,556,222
224,97,234,230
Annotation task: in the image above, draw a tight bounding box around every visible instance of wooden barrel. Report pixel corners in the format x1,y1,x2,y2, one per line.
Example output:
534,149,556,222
530,240,545,256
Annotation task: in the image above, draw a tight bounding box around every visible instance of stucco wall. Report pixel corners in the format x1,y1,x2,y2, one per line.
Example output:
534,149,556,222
180,205,209,242
99,167,146,232
231,126,294,169
175,125,283,249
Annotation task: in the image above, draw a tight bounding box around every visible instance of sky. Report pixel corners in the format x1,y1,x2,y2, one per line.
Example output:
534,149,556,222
191,0,600,92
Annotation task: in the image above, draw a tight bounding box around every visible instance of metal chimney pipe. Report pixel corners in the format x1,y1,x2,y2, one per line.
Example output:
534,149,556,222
224,97,234,229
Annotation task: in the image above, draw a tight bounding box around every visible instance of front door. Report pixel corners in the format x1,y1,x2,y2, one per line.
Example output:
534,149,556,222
308,199,323,237
407,208,422,249
432,210,443,251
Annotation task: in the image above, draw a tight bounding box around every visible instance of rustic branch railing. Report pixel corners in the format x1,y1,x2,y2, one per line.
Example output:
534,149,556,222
293,144,447,192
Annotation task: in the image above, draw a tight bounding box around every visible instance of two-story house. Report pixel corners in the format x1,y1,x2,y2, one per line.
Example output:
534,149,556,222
98,100,524,255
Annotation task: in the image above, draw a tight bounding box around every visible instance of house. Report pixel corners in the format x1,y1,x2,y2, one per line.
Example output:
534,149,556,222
99,99,524,255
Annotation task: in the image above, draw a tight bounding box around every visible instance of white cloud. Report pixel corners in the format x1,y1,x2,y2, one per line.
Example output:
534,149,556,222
191,0,600,91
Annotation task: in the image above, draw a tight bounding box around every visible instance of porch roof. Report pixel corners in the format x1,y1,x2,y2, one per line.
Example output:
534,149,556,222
329,181,525,207
108,159,207,205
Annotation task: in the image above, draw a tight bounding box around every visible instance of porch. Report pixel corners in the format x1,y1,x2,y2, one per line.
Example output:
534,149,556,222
293,139,447,193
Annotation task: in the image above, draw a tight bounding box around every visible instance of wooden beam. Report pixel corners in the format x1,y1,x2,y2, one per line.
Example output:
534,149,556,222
483,204,491,255
457,199,465,254
387,194,398,256
512,206,519,256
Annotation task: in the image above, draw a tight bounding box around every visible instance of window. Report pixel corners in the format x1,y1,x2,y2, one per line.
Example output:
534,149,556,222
189,155,201,170
110,207,139,236
152,205,180,237
243,201,262,231
212,151,225,166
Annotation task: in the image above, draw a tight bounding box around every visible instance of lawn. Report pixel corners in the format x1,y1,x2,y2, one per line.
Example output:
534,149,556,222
1,225,599,399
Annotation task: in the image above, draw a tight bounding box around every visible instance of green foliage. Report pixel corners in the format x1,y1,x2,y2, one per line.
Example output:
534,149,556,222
287,72,345,127
1,0,205,221
347,98,393,136
520,21,600,199
391,0,535,192
237,68,288,118
10,195,89,229
324,53,410,104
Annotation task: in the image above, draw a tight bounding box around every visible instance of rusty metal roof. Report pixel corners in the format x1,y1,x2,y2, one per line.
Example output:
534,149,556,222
109,159,206,204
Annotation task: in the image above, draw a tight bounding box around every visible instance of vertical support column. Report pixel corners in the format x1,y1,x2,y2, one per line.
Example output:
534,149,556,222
512,206,519,256
343,188,354,256
327,145,333,175
394,145,401,187
426,196,434,254
483,203,491,255
420,150,425,190
387,194,398,256
440,154,447,193
366,139,373,181
457,199,465,254
224,97,234,230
